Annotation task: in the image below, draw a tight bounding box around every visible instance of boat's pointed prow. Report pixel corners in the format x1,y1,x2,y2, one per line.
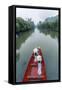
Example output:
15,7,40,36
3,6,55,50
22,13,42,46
23,48,47,82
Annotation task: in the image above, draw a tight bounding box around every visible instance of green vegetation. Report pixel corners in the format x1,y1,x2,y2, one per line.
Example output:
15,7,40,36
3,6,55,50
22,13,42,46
37,15,59,31
16,17,35,61
16,17,35,33
16,15,59,61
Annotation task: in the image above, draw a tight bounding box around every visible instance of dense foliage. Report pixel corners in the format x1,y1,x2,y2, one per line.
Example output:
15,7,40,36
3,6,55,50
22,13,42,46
16,17,35,33
37,15,58,31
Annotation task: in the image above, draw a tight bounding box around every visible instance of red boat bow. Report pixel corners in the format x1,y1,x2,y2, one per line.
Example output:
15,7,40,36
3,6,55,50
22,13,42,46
23,48,47,82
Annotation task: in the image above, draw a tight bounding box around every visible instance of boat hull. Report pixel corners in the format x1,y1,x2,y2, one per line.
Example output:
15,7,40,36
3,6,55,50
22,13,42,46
23,48,47,82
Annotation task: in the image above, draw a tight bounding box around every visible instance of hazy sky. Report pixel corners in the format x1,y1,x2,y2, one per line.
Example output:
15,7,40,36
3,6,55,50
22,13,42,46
16,8,58,25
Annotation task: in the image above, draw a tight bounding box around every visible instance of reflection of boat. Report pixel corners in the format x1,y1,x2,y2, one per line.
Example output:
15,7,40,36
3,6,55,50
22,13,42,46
23,48,47,82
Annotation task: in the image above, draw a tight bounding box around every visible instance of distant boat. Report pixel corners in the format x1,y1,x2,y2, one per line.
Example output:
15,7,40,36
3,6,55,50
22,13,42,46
23,48,47,82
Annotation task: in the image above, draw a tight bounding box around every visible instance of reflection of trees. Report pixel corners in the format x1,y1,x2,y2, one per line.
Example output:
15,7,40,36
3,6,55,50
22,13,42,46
16,30,34,61
39,29,58,39
16,30,34,49
37,15,59,32
16,17,35,49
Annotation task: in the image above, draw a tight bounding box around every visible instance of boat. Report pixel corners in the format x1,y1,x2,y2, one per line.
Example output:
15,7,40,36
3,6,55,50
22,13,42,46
23,48,47,82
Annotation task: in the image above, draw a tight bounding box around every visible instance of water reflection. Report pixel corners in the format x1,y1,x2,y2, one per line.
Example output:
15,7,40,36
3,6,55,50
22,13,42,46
39,29,58,39
16,28,59,82
16,30,34,49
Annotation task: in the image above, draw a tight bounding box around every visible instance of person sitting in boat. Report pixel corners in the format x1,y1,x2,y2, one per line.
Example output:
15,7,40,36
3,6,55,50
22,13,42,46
33,48,38,62
37,55,42,75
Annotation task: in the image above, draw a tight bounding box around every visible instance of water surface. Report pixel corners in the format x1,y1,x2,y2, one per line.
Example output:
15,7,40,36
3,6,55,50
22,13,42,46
16,28,58,82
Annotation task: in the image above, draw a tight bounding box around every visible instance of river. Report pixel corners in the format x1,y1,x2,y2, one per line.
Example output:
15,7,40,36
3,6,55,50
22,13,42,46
16,28,58,82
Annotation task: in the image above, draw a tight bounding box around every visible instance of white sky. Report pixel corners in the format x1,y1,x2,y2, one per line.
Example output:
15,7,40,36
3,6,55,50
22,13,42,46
16,8,58,25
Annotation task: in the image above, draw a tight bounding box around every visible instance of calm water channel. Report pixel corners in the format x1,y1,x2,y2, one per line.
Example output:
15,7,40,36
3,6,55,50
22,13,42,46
16,28,58,82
